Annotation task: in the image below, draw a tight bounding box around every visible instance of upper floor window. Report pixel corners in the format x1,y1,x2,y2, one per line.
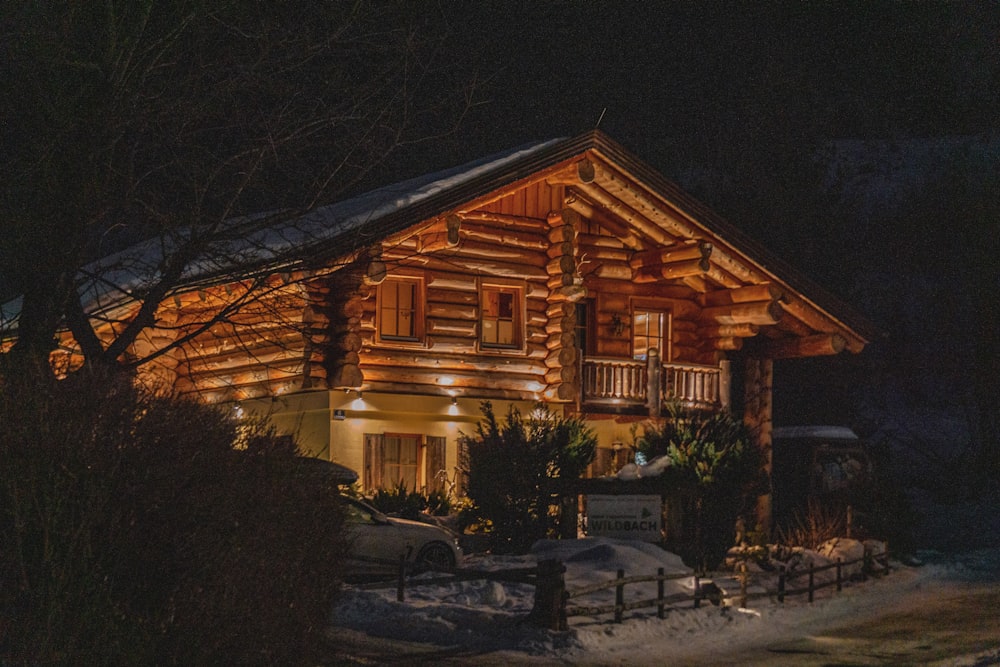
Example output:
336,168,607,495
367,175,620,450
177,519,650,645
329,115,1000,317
480,284,523,349
633,309,670,361
378,277,424,343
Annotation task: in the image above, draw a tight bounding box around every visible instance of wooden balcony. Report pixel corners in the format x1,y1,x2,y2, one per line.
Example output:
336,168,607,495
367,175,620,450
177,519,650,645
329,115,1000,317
580,355,728,413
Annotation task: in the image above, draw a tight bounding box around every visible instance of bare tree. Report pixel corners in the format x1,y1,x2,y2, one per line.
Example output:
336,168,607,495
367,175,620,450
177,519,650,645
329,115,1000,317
1,0,478,373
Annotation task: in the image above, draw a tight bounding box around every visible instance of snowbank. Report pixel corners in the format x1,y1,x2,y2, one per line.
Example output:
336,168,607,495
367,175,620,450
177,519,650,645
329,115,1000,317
330,537,950,662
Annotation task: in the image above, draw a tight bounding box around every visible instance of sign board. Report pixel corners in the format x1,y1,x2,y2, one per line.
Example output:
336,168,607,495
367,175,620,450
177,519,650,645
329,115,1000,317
586,495,661,542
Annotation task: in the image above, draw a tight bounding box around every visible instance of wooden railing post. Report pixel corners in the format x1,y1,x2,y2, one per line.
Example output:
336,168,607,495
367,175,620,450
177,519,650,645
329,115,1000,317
836,558,843,592
693,575,701,608
777,565,785,603
646,349,661,417
529,559,567,631
808,564,815,603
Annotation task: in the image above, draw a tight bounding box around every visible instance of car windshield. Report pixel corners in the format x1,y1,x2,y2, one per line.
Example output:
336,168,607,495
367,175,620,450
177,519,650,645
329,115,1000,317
343,498,383,525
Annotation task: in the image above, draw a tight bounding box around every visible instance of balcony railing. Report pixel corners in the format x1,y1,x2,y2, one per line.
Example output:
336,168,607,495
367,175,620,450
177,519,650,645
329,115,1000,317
580,355,727,412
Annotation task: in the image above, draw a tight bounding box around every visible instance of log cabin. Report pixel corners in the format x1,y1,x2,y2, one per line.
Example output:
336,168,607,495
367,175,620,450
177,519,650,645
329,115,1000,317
3,131,874,525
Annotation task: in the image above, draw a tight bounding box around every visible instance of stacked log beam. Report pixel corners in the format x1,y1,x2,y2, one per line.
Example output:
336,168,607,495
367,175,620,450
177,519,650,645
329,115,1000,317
304,250,382,389
543,209,585,402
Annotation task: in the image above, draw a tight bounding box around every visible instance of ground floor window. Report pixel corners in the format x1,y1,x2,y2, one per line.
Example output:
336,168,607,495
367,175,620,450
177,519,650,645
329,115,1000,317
363,433,446,492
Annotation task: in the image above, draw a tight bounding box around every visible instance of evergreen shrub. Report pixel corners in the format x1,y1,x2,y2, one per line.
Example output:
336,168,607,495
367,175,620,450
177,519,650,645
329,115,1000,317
460,402,596,554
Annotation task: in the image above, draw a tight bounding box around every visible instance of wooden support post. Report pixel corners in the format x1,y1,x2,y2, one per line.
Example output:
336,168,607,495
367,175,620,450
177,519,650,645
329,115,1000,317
739,561,748,608
694,575,701,608
530,559,568,631
836,558,843,592
744,357,774,535
657,567,666,619
647,348,661,418
777,566,785,603
808,566,815,603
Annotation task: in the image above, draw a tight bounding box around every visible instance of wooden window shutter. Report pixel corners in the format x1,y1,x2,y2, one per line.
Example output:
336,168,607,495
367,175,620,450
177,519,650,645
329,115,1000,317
363,433,384,490
425,436,446,493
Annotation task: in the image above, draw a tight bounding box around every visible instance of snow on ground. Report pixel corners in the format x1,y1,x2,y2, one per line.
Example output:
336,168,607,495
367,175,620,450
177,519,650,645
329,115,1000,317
330,538,998,663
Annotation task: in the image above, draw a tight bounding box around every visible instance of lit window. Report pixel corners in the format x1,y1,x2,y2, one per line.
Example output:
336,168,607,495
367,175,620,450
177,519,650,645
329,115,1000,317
378,277,423,342
363,433,446,492
633,309,669,360
383,434,419,490
481,285,522,349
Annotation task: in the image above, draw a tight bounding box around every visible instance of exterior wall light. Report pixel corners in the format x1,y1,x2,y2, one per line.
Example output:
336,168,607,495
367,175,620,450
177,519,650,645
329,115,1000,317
611,314,625,336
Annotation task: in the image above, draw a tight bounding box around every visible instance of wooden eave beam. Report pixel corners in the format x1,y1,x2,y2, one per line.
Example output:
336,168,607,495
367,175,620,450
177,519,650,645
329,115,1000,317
563,194,644,250
589,163,697,240
701,300,784,326
704,283,784,307
574,181,678,247
544,159,597,187
762,333,847,359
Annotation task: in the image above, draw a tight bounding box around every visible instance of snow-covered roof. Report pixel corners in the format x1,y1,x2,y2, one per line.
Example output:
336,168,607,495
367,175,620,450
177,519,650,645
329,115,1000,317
0,138,564,333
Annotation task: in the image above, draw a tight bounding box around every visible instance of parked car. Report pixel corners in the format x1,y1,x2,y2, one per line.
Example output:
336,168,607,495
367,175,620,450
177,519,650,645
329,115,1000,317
289,456,359,486
341,495,462,575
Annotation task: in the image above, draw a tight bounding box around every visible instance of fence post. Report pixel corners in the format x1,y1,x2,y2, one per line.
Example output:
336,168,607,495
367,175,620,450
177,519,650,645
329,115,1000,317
808,564,815,603
777,565,785,603
615,569,625,623
739,561,748,609
836,558,842,592
529,559,567,631
694,575,701,608
657,568,665,619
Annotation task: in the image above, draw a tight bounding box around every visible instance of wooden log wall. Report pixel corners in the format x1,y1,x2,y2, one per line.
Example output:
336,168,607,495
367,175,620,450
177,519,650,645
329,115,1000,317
165,276,314,399
357,182,563,400
155,166,850,405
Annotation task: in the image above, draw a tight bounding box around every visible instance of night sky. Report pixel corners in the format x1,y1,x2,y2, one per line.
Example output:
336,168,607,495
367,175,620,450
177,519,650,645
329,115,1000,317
382,2,998,293
416,2,999,434
435,2,996,157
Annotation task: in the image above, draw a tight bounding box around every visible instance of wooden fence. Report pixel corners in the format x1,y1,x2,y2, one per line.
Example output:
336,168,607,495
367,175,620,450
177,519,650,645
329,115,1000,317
347,547,891,632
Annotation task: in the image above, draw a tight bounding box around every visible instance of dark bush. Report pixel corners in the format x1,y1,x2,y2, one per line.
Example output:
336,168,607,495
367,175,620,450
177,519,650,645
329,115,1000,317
368,481,428,519
0,363,348,665
460,402,596,554
634,402,767,570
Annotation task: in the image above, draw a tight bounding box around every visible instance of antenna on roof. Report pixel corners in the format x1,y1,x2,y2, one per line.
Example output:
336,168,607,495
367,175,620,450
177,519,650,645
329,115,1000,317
595,107,607,129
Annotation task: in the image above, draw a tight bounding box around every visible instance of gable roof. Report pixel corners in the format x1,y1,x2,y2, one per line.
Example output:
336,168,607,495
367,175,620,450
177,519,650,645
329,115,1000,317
2,130,875,350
